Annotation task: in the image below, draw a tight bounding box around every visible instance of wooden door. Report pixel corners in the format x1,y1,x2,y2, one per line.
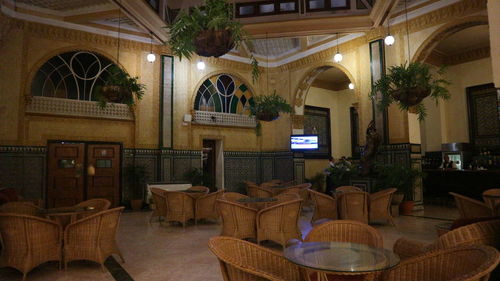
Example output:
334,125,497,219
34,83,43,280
47,143,85,208
87,144,121,207
203,140,216,190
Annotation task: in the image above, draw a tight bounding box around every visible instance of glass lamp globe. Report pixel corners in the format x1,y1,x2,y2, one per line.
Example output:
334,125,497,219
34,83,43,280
348,83,355,90
384,35,395,46
334,52,343,63
197,61,206,70
147,53,156,63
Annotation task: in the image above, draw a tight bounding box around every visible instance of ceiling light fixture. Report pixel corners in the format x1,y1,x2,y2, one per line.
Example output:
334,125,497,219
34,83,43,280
334,33,343,63
197,60,206,70
348,83,355,90
147,32,156,63
384,17,395,46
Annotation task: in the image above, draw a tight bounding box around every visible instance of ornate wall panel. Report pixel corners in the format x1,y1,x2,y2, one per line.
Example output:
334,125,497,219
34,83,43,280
369,39,388,143
160,55,174,148
304,105,331,158
467,84,500,146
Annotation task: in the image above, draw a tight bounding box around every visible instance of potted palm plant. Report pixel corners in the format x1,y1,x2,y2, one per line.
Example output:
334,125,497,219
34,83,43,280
371,62,450,120
249,91,293,135
124,164,146,211
168,0,260,82
94,65,146,108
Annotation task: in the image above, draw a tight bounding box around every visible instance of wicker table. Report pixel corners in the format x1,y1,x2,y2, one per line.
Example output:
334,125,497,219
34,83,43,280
237,197,278,210
284,241,400,281
39,207,96,228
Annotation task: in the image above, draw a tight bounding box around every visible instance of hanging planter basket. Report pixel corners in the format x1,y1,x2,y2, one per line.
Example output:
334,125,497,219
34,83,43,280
193,29,235,58
390,87,431,107
100,85,131,103
256,112,280,122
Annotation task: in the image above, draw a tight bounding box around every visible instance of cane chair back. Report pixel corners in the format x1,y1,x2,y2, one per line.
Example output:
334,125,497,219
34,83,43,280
164,191,195,226
216,199,257,240
336,186,362,192
256,199,302,247
450,192,491,219
246,184,274,198
0,201,42,216
222,192,249,202
369,188,397,225
189,186,210,194
305,220,383,248
308,189,337,223
195,190,224,222
483,189,500,211
337,191,369,223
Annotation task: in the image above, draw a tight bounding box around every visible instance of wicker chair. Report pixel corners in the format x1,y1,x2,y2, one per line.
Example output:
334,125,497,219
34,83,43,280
0,201,42,216
0,214,62,281
150,187,167,223
304,220,383,247
393,219,500,260
450,192,491,219
222,192,249,202
273,192,300,202
483,188,500,210
74,198,111,219
64,207,124,271
256,199,302,248
216,199,258,240
164,191,195,227
246,184,274,198
188,186,210,194
308,189,337,223
369,188,397,225
336,185,362,192
208,236,302,281
337,191,369,224
381,245,500,281
195,190,223,223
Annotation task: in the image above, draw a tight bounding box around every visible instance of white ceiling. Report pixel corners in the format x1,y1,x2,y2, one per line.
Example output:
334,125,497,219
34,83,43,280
249,37,300,58
434,25,490,55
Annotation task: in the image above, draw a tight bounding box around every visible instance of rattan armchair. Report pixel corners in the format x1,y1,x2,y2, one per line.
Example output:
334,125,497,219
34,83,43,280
64,207,124,271
216,199,258,240
150,187,167,223
164,191,195,227
188,186,210,194
336,186,362,192
208,236,302,281
381,245,500,281
308,189,337,223
195,190,223,223
304,220,383,247
483,188,500,210
257,199,302,248
247,184,274,198
337,191,369,224
393,219,500,260
369,188,397,225
0,214,62,281
0,201,42,216
450,192,491,219
74,198,111,219
221,192,249,202
273,192,300,203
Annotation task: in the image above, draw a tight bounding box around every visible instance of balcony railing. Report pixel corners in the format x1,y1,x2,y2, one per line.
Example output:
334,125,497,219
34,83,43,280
193,111,256,128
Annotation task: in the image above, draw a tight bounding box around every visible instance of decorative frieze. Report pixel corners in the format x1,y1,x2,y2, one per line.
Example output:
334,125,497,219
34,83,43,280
25,96,134,121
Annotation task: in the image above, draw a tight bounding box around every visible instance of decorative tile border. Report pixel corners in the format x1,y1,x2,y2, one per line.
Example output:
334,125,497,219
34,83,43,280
0,146,46,154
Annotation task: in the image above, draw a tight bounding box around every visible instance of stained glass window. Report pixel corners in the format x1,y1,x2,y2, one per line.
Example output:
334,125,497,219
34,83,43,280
194,74,254,115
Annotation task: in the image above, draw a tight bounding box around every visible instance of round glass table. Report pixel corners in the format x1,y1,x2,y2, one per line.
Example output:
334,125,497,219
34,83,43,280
284,242,400,281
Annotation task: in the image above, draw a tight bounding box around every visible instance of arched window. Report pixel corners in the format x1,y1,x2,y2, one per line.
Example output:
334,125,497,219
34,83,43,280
194,74,254,115
31,51,121,101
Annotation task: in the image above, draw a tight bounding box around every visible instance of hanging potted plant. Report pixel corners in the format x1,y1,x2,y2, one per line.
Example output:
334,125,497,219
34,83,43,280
249,91,292,135
168,0,260,82
370,62,450,120
94,65,146,108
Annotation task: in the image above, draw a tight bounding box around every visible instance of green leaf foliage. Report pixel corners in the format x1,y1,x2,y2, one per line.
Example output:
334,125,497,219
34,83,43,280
249,90,293,116
94,65,146,108
374,164,425,200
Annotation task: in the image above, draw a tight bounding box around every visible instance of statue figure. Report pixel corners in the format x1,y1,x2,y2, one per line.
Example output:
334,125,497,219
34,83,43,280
360,120,381,176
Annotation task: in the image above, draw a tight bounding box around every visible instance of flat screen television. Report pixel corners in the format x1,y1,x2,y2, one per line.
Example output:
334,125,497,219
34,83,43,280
290,135,319,151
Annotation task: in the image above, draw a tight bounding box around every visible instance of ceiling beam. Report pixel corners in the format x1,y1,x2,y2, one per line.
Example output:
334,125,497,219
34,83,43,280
370,0,400,27
64,9,121,24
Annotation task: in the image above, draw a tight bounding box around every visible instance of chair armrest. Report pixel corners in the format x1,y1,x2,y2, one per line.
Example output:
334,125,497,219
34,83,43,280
393,237,428,260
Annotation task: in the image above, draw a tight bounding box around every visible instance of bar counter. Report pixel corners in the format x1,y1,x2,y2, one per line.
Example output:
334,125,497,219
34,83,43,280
423,169,500,202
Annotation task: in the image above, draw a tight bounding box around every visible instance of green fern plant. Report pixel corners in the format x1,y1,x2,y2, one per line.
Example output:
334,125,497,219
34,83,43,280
370,62,450,121
249,91,293,136
94,65,146,108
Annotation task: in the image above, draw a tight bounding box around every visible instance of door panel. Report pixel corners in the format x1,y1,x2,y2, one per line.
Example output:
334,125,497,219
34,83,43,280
47,143,85,208
87,144,121,207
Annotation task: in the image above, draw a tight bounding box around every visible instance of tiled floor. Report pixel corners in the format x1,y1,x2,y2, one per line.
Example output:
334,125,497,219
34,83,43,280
0,205,458,281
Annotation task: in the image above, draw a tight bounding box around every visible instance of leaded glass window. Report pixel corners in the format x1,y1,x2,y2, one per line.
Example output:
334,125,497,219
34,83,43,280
194,74,254,115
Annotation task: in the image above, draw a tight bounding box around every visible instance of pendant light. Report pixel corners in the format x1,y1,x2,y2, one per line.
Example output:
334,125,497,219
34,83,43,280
333,33,343,63
196,60,206,70
348,83,355,90
146,32,156,63
384,17,395,46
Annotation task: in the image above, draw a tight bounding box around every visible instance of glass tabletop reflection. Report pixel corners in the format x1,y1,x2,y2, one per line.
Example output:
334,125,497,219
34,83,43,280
284,242,400,273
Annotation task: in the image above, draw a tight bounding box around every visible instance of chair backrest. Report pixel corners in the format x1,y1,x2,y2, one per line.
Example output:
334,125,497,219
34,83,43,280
274,192,301,202
75,198,111,212
196,190,224,218
189,186,210,194
483,188,500,209
0,201,41,216
216,199,257,240
65,207,124,248
257,199,302,237
208,236,302,281
164,191,195,219
308,189,337,222
449,192,491,219
428,219,500,252
337,191,369,223
247,185,273,198
369,188,397,218
383,245,500,281
305,220,383,248
151,188,168,217
221,192,249,202
336,186,362,192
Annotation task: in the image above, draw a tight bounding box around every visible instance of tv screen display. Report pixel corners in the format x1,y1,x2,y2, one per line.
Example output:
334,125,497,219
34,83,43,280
291,135,319,150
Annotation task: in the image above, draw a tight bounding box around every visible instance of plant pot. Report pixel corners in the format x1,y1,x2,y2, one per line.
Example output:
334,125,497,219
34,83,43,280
130,199,143,211
391,193,404,205
399,201,414,215
391,87,431,107
193,29,235,58
256,112,280,122
101,85,130,103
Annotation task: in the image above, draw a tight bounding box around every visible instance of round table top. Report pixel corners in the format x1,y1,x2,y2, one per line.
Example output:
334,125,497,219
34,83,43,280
284,242,400,273
237,197,278,203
